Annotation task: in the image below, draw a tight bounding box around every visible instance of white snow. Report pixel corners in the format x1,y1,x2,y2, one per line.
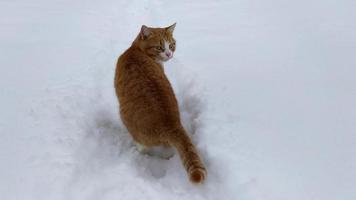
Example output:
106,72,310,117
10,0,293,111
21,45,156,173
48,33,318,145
1,0,356,199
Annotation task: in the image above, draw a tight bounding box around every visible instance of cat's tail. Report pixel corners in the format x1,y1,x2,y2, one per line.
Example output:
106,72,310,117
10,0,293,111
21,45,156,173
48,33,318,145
168,128,207,184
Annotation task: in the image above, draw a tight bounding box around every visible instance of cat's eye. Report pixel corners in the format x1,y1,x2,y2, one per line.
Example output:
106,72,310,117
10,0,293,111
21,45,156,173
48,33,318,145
155,46,164,51
169,43,175,49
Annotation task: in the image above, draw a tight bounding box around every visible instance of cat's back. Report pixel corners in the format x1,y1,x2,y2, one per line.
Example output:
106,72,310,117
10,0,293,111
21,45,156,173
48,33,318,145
115,46,166,98
115,47,149,94
114,46,180,125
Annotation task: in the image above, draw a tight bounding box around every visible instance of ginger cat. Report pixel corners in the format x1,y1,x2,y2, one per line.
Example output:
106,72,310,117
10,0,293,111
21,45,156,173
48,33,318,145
114,24,206,184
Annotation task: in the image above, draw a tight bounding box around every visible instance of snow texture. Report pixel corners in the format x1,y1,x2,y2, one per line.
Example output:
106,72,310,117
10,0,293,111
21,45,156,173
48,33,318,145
1,0,356,200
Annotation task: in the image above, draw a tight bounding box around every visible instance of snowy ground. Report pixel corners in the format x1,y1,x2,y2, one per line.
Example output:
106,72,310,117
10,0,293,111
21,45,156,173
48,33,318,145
1,0,356,199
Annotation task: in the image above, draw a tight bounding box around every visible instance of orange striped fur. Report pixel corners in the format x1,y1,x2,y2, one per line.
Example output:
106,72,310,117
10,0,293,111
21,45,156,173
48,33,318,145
114,24,206,184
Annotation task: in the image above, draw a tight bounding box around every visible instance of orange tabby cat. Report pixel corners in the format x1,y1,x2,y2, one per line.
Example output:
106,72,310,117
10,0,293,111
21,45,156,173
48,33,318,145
114,24,206,184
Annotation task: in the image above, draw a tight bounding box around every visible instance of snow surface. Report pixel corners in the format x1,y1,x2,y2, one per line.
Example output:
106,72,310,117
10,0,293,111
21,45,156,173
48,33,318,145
1,0,356,199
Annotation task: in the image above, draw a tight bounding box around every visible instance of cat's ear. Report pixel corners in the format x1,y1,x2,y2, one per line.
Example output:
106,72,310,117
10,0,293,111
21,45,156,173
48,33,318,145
166,23,176,34
140,25,151,40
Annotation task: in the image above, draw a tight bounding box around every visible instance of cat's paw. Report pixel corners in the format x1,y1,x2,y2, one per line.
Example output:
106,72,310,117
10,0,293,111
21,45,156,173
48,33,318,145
136,144,175,159
135,142,149,154
158,147,175,159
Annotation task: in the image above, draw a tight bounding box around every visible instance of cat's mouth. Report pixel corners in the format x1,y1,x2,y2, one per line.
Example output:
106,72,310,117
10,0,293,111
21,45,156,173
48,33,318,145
160,53,173,62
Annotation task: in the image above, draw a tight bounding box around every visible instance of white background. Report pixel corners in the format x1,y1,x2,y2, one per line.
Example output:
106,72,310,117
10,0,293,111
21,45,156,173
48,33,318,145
1,0,355,199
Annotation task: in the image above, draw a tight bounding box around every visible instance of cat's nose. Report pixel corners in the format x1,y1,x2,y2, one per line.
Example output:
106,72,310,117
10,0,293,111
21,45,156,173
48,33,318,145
166,52,172,58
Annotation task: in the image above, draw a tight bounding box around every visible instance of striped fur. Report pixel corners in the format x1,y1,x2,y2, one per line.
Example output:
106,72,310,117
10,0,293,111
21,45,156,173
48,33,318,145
114,24,206,184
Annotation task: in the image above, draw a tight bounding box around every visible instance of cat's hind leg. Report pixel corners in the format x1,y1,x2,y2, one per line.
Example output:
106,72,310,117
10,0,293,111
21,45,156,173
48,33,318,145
153,145,175,159
135,142,175,159
135,142,149,154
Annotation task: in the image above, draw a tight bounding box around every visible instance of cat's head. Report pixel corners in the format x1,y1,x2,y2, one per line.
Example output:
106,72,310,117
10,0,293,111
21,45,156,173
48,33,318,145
134,23,176,62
